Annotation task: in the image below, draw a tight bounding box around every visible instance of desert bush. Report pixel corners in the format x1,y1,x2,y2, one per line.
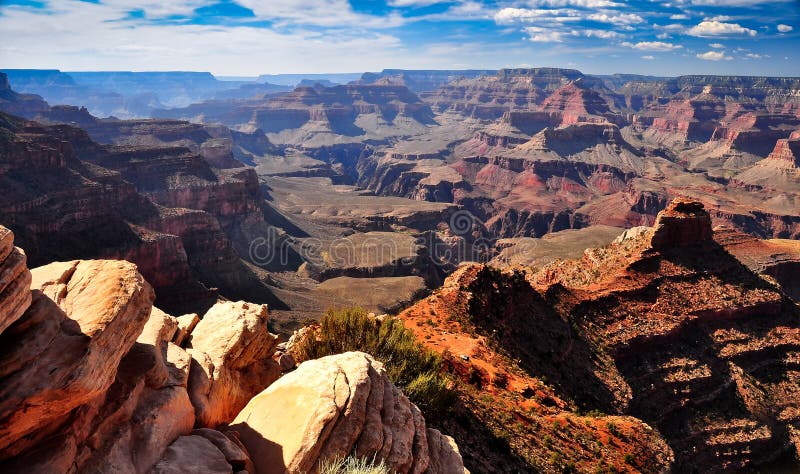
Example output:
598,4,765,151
318,455,390,474
295,308,455,417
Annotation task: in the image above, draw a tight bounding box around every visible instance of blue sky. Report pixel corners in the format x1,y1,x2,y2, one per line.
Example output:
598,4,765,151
0,0,798,76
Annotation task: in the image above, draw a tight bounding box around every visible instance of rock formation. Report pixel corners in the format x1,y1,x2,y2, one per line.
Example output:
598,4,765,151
0,226,31,334
648,198,713,249
0,225,465,473
187,301,281,428
230,351,467,474
0,72,50,118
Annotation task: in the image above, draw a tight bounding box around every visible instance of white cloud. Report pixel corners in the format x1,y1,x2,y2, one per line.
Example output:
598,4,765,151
687,20,757,37
696,50,731,60
587,12,645,25
670,13,690,20
778,24,794,33
235,0,405,28
0,0,411,74
745,53,769,59
520,0,622,6
622,41,683,51
709,43,724,48
691,0,790,5
494,7,581,24
641,55,655,59
388,0,448,6
575,29,624,38
524,26,565,42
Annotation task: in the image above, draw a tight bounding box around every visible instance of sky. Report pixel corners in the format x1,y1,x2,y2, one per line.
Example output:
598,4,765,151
0,0,798,76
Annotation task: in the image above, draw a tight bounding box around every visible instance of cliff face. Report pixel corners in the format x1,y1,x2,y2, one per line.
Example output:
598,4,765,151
0,72,50,118
0,112,295,313
421,68,588,119
398,199,800,473
155,83,435,147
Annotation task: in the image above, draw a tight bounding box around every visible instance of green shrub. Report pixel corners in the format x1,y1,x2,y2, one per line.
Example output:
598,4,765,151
295,308,455,418
318,455,390,474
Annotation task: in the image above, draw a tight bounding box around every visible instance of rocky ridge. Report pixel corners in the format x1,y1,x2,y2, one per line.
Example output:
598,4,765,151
398,198,800,472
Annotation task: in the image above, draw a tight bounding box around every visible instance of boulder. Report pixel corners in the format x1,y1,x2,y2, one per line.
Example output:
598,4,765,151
0,259,154,456
229,351,466,474
151,435,233,474
173,313,200,347
426,429,467,474
187,301,281,428
0,296,195,474
192,428,254,473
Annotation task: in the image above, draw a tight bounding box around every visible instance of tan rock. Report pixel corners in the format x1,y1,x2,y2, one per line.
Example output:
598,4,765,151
425,429,469,474
187,301,281,428
173,313,200,347
230,352,466,474
151,435,233,474
0,259,154,455
2,297,196,474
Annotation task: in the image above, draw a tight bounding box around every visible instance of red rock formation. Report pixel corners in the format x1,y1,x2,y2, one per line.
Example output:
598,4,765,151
649,198,713,249
766,133,800,167
421,68,586,119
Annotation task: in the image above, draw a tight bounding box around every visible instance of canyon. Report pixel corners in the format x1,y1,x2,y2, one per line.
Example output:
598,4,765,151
1,66,800,472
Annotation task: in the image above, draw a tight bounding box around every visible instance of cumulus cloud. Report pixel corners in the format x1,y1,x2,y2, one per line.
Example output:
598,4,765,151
520,0,622,6
524,26,565,42
696,50,731,60
587,12,645,25
576,29,624,38
670,13,690,20
691,0,789,5
641,55,655,59
388,0,449,6
235,0,405,28
709,43,724,48
622,41,683,51
778,24,793,33
494,7,581,24
688,20,757,37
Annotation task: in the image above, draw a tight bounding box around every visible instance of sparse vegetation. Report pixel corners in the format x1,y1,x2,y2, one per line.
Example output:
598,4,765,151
294,308,455,417
318,455,391,474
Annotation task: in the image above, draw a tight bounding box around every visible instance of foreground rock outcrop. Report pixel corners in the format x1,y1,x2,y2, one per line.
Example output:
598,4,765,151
230,351,467,474
0,258,154,456
0,225,465,473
